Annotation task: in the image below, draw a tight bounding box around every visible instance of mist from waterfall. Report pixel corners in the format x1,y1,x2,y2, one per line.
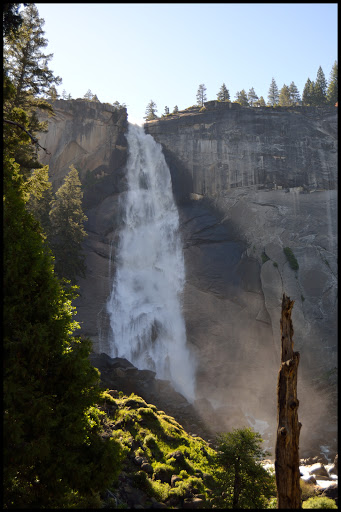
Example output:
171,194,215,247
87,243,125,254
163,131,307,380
106,123,196,402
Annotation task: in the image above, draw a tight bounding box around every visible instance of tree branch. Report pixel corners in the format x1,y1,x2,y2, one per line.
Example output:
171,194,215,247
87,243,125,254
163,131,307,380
3,118,51,155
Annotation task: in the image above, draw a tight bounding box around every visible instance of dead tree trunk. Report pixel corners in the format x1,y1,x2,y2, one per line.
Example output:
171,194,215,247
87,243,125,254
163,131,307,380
275,293,302,509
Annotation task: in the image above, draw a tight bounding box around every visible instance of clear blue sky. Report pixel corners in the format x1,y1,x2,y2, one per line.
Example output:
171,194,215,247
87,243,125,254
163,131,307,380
35,3,337,125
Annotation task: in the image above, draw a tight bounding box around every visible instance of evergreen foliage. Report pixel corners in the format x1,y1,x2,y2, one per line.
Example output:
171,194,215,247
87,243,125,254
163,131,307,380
314,66,328,105
196,83,207,106
212,428,276,509
3,3,61,175
326,61,338,106
172,105,179,113
3,2,26,37
144,99,158,120
217,82,230,101
3,154,123,508
289,81,301,105
247,87,258,106
302,77,313,106
84,89,94,100
3,5,124,507
254,96,266,107
25,164,53,237
278,84,292,106
267,78,279,106
49,165,88,284
235,89,249,106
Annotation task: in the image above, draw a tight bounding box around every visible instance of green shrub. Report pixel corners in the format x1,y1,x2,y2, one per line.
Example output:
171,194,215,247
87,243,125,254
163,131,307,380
144,433,158,448
138,407,158,419
283,247,299,271
262,251,270,263
300,479,317,501
148,479,171,501
302,496,337,508
267,496,277,508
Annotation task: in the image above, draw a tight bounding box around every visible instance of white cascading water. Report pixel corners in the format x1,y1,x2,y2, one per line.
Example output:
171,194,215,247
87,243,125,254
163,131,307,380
106,123,196,402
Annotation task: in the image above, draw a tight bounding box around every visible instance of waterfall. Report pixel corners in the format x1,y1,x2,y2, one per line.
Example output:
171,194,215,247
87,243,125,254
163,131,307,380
106,123,196,402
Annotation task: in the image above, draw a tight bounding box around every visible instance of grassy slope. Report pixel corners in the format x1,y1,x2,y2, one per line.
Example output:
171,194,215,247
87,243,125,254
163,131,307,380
97,390,220,508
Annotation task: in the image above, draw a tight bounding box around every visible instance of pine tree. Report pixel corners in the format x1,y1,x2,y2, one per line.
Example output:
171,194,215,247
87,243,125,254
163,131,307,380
196,83,207,106
3,3,62,175
267,77,279,106
314,66,328,105
164,106,170,115
144,99,158,120
173,105,179,113
213,428,275,509
247,87,258,106
47,85,59,101
84,89,94,100
3,4,62,110
217,83,230,101
4,154,123,508
4,8,124,506
25,165,53,237
254,96,266,107
235,89,249,106
278,84,292,106
326,61,338,106
49,165,88,283
302,78,313,106
3,2,25,37
289,81,301,105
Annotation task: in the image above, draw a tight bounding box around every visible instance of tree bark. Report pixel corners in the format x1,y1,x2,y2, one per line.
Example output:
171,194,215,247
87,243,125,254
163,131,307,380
275,293,302,509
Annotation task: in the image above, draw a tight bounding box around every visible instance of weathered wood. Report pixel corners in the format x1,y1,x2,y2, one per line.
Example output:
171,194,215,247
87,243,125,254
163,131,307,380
275,293,302,509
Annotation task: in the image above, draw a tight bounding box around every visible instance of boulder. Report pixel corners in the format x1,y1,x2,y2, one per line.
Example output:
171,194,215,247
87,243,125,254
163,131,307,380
141,462,153,474
171,474,181,487
183,497,205,508
309,463,330,478
167,450,185,464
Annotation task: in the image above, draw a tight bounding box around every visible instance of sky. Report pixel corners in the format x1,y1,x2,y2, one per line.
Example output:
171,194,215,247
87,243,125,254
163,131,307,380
35,3,338,125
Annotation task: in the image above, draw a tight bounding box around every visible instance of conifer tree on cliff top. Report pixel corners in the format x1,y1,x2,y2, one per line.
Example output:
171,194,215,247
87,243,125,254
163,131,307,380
314,65,328,105
144,99,158,120
267,77,279,106
326,61,338,106
247,87,258,106
196,83,207,106
217,83,230,102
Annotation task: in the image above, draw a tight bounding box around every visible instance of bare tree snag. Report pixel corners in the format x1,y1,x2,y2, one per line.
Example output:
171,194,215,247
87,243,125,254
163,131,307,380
275,293,302,509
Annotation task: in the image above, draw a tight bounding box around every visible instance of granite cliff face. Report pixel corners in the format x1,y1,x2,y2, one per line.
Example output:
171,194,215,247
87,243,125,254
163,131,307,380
146,103,338,456
39,100,337,457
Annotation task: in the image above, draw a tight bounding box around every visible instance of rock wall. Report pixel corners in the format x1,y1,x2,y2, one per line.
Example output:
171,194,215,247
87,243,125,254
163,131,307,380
39,100,337,457
38,99,129,343
145,104,338,456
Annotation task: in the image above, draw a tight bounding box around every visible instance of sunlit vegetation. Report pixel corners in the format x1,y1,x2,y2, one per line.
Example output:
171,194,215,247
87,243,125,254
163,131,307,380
283,246,299,271
145,62,337,120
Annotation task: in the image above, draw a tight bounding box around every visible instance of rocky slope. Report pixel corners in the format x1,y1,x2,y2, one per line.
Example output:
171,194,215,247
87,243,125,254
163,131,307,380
38,100,337,458
91,353,338,509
